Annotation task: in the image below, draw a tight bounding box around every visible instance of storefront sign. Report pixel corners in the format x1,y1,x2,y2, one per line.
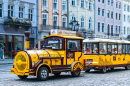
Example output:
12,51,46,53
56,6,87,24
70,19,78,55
51,30,76,36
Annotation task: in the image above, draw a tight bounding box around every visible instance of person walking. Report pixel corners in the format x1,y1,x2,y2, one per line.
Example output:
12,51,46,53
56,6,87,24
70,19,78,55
12,49,16,60
0,47,4,60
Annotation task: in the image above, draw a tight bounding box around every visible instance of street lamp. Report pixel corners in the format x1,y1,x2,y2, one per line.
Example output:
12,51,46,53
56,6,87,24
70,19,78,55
69,18,80,31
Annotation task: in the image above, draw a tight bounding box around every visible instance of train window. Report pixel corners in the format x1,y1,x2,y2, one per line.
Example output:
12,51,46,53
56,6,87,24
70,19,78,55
128,45,130,53
100,43,107,54
67,40,81,51
112,44,117,54
93,43,98,54
123,44,126,54
118,44,122,54
108,44,112,54
84,43,98,54
84,43,92,54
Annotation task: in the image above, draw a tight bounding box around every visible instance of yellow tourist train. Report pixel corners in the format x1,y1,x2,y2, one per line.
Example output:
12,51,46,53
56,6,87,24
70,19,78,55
10,30,84,81
83,38,130,73
10,30,130,81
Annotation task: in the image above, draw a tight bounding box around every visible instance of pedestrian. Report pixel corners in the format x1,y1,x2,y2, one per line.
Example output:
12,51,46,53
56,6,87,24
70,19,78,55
0,47,4,61
12,49,16,60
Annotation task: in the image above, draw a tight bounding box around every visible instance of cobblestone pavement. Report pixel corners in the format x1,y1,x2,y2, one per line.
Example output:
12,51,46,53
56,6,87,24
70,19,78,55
0,64,130,86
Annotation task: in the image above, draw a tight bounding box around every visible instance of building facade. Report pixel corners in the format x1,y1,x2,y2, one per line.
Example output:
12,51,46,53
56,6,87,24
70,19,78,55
68,0,95,38
0,0,37,57
94,0,122,39
38,0,68,49
122,0,130,40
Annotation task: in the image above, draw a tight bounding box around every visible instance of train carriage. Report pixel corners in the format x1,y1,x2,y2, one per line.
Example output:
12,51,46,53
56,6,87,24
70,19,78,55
83,38,130,73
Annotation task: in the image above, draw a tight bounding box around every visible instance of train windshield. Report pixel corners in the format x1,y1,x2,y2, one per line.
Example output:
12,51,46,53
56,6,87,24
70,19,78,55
44,37,63,50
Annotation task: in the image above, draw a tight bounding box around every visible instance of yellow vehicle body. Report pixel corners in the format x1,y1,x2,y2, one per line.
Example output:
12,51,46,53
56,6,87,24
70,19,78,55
11,32,84,80
83,38,130,72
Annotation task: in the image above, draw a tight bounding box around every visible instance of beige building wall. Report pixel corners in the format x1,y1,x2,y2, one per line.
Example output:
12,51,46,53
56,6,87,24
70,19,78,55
38,0,68,49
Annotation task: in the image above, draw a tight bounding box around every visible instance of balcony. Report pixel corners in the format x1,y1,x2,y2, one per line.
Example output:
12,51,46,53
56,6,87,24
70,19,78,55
4,17,32,27
105,33,119,36
39,25,68,30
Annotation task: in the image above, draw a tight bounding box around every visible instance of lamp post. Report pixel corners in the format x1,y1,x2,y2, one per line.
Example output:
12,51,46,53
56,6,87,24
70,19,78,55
69,18,80,31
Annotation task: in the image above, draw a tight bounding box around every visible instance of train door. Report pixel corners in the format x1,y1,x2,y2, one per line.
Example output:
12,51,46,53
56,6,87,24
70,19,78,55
66,39,82,65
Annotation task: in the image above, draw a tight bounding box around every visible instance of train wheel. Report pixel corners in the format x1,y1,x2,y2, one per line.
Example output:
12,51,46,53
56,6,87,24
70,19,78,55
125,65,130,70
37,67,49,81
71,71,80,77
85,69,90,73
100,67,107,73
54,72,61,76
18,75,28,79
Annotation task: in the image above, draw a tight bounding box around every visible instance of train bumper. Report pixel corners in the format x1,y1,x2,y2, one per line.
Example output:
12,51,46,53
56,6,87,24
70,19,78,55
10,68,29,76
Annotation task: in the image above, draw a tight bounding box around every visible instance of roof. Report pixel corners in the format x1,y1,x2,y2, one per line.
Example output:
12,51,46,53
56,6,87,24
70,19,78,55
83,38,130,44
44,35,84,39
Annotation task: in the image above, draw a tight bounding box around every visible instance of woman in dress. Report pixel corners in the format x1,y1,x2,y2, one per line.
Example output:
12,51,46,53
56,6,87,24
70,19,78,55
0,47,4,60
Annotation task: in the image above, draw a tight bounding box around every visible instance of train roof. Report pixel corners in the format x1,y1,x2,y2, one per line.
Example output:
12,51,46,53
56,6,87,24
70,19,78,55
44,35,84,39
83,38,130,44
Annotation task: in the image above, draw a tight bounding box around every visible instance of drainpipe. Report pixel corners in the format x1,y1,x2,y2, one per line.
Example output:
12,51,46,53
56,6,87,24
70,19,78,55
67,0,69,29
36,0,39,49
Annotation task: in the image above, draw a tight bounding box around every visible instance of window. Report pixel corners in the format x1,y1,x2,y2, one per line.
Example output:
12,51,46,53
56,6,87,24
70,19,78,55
127,6,129,12
72,16,75,21
62,18,66,28
62,1,66,11
81,0,84,8
102,23,104,32
89,18,92,29
98,0,100,2
124,5,126,11
53,16,58,29
102,9,104,16
119,3,121,9
89,2,92,10
108,43,112,54
81,17,84,28
0,4,2,17
42,14,47,26
98,22,100,32
116,26,118,34
119,14,121,20
107,11,110,18
72,0,75,6
98,8,100,15
123,44,126,54
108,0,110,5
111,25,113,35
102,0,104,3
67,40,81,51
118,44,122,54
119,26,120,34
124,27,126,34
127,28,129,35
124,15,126,22
53,0,58,9
116,13,118,20
84,43,98,54
45,37,63,50
126,45,130,53
111,12,113,19
127,16,129,22
108,24,110,34
116,2,118,8
19,7,24,18
28,9,33,21
0,35,5,41
15,36,24,41
43,0,47,7
112,44,117,54
111,0,113,6
8,5,13,17
100,43,107,54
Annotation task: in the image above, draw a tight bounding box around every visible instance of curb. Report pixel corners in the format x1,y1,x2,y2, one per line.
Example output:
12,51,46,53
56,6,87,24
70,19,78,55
0,63,13,65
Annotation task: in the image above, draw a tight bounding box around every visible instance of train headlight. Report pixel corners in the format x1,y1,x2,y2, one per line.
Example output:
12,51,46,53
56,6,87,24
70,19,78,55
32,61,35,67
